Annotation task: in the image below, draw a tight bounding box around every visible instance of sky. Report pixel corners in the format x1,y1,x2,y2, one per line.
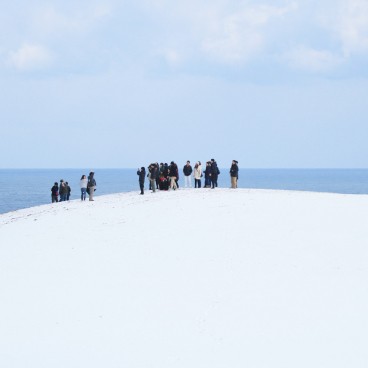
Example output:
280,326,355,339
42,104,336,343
1,0,368,168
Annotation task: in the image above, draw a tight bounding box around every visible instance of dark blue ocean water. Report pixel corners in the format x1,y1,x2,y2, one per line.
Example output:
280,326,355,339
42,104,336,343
0,169,367,214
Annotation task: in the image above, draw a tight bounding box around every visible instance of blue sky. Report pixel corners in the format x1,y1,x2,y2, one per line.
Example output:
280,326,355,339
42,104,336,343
1,0,368,168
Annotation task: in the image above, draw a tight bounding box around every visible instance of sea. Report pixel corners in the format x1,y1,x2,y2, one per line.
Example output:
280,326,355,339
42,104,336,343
0,168,367,215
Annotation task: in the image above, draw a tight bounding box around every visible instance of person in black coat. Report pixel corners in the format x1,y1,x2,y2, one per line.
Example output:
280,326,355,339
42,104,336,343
66,182,71,200
51,182,59,203
59,179,67,201
87,172,97,201
183,160,193,188
137,167,146,194
168,161,178,190
163,163,169,178
210,159,219,189
148,163,158,193
230,160,239,188
204,161,212,187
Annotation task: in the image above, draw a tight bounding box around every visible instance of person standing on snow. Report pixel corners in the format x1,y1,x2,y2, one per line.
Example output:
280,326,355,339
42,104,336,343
204,161,212,188
210,159,219,189
168,161,178,190
51,182,59,203
87,171,96,201
230,160,239,188
148,163,158,193
137,167,146,195
80,175,88,201
59,179,67,201
183,160,193,188
66,182,71,200
193,162,202,188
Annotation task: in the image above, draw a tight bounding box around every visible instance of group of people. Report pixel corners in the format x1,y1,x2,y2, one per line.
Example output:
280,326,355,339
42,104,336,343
137,159,239,195
50,160,239,201
51,171,96,203
51,179,71,202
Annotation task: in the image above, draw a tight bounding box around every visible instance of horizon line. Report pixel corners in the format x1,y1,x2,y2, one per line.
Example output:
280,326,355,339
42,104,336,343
1,167,368,170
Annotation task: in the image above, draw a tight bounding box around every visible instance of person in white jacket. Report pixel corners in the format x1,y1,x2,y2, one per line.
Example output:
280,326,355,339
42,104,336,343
194,161,202,188
80,174,88,201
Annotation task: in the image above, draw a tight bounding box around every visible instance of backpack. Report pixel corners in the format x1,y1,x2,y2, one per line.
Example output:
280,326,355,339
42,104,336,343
87,177,95,188
51,186,58,196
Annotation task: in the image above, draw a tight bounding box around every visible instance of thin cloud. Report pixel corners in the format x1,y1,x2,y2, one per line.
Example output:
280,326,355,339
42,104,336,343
201,3,297,64
31,3,113,36
161,49,183,67
338,0,368,56
145,1,298,65
201,10,264,64
7,43,53,71
1,0,365,77
285,46,343,72
318,0,368,58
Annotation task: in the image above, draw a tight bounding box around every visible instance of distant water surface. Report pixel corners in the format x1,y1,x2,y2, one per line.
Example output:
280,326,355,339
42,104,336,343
0,169,367,214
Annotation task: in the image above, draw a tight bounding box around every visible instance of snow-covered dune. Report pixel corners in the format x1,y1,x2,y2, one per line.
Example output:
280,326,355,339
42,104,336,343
1,189,368,368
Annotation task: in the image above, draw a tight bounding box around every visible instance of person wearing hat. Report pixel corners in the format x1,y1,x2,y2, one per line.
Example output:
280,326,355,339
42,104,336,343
230,160,239,189
51,182,59,203
137,166,146,195
87,171,97,201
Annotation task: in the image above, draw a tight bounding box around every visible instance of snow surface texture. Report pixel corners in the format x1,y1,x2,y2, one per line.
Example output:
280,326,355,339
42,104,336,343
0,189,368,368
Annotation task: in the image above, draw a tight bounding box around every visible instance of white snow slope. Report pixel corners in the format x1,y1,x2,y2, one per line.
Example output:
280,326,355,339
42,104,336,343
0,189,368,368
